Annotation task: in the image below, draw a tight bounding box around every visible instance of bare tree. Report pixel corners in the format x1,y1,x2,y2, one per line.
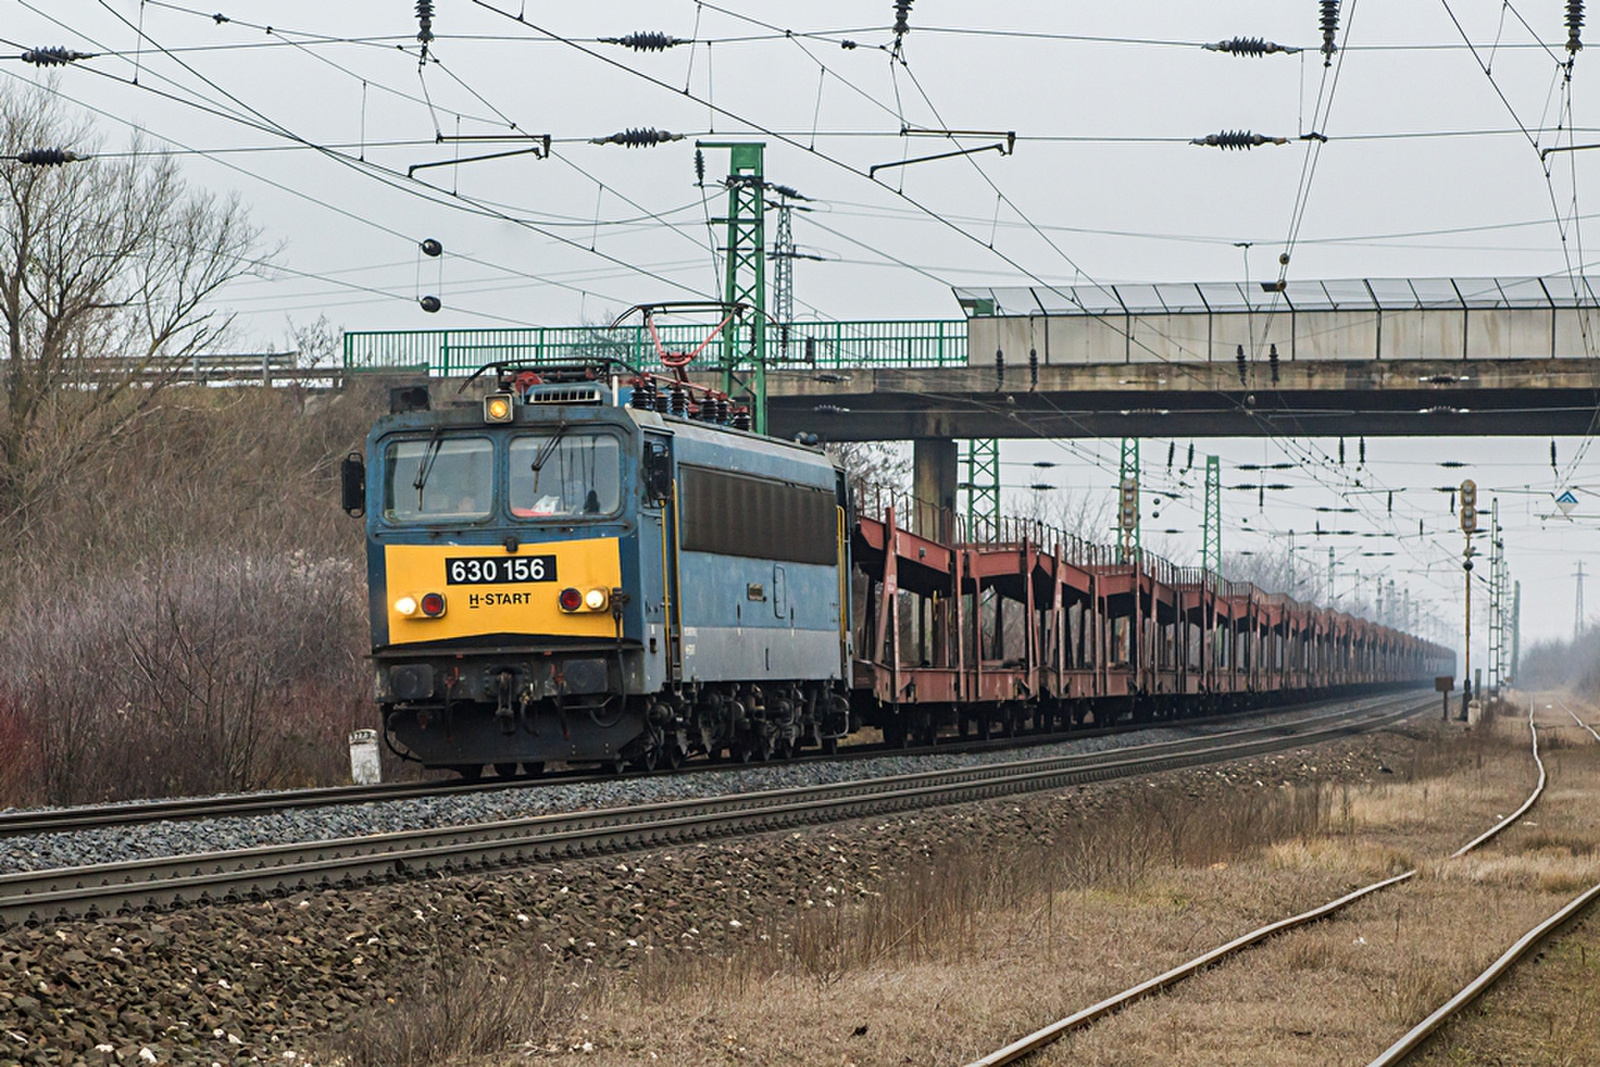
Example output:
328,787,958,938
0,82,262,532
827,440,910,499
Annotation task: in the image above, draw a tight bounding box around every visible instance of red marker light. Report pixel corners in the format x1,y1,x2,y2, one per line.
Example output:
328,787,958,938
558,587,583,612
420,592,446,617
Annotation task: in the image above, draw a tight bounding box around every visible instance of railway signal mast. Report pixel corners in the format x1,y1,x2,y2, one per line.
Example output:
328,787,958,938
1459,478,1477,718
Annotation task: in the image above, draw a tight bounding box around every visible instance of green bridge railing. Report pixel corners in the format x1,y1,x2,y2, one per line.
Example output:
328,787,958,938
342,319,968,376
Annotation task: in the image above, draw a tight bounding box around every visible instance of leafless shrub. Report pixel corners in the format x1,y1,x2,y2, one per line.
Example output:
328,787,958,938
0,380,396,805
1,550,366,804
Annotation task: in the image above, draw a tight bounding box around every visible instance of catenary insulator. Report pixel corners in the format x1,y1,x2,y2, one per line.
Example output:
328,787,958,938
420,238,443,257
591,128,684,148
415,0,434,46
1321,0,1340,66
21,47,94,66
1569,0,1585,53
1203,37,1296,57
418,295,441,313
693,148,706,186
14,148,81,166
893,0,913,39
1191,130,1288,149
600,31,685,51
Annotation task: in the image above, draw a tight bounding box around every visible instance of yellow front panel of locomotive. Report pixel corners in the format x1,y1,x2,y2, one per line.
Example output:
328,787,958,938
383,538,623,644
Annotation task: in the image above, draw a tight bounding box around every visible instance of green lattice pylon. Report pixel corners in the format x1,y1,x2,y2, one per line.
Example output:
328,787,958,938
1118,438,1141,564
963,439,1000,538
1202,454,1221,579
701,141,767,434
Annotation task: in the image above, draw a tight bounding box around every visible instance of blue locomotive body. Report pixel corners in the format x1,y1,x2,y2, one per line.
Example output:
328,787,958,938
357,372,850,774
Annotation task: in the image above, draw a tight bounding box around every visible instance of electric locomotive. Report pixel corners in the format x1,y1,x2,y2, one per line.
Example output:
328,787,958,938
341,361,853,776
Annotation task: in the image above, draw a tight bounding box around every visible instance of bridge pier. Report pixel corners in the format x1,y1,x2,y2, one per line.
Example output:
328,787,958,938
912,438,957,542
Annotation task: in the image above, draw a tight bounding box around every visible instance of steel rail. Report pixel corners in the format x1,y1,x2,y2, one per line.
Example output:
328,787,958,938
1557,697,1600,742
1364,880,1600,1065
0,690,1412,838
0,695,1429,930
965,699,1547,1067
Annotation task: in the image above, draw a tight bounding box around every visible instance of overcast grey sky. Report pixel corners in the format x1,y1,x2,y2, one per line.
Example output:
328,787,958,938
8,1,1600,656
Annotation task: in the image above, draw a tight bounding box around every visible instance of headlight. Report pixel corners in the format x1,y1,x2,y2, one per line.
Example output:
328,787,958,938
484,393,514,423
584,588,608,611
394,596,418,616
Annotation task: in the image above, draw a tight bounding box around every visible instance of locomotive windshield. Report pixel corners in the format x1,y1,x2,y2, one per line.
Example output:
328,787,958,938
382,436,493,522
510,432,622,518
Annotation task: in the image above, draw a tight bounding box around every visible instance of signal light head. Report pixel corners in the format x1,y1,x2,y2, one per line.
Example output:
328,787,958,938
484,393,514,423
419,592,447,617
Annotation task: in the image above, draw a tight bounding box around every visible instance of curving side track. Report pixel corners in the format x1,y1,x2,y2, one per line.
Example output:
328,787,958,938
967,696,1553,1067
0,693,1430,930
1363,696,1600,1066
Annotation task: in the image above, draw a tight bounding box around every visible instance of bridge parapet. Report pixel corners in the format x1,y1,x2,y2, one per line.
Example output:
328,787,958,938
957,276,1600,365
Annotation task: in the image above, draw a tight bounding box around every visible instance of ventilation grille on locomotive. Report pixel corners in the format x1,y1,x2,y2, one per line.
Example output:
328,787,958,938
527,386,603,405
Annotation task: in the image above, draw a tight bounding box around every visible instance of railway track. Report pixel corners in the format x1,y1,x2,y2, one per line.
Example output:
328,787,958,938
966,696,1553,1067
0,690,1414,838
1559,696,1600,742
0,691,1429,930
1364,696,1600,1066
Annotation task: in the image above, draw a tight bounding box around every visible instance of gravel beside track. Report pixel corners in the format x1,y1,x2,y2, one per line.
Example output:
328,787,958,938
0,710,1432,1066
0,695,1410,874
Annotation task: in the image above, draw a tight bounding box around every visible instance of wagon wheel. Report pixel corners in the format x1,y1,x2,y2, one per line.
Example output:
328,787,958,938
494,762,519,779
453,764,483,781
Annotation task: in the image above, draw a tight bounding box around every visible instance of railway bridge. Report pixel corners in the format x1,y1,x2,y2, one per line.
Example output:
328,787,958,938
345,272,1600,542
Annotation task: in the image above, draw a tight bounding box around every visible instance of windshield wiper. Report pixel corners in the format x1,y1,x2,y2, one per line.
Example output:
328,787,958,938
412,426,444,505
529,421,568,474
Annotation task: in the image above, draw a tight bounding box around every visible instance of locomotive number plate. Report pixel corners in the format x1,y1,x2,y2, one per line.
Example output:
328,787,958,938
445,555,557,585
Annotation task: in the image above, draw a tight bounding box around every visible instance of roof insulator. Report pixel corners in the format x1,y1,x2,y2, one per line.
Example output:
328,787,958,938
1202,37,1298,57
20,46,95,66
590,128,684,148
599,31,685,51
13,148,82,166
1568,0,1585,54
1320,0,1341,67
1191,130,1288,149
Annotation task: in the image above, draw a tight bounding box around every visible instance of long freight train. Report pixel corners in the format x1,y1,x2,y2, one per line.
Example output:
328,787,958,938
341,360,1452,777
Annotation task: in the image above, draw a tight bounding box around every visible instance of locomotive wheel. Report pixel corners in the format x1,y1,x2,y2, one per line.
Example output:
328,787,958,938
522,761,545,777
452,764,483,781
822,736,839,755
494,762,518,779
